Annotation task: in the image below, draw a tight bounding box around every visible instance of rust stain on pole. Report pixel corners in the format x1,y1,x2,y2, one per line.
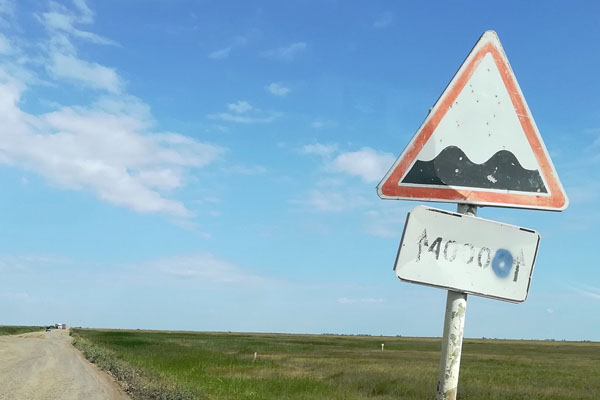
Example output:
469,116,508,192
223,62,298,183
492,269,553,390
439,387,457,400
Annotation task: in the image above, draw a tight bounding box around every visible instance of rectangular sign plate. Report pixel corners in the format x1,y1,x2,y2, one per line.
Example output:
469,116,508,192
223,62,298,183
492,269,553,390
395,206,540,303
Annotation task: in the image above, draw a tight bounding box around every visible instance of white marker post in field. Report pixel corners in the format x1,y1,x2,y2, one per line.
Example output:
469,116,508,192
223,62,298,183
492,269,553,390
376,31,567,400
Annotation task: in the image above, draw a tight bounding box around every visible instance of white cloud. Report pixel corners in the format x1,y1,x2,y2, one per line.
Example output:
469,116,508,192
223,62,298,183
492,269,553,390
207,101,278,124
307,191,348,212
331,147,395,183
303,191,347,212
227,100,253,113
302,143,338,157
373,12,394,28
0,33,12,54
0,69,224,218
0,0,14,16
37,2,118,46
208,36,247,60
151,253,267,285
294,190,367,213
588,129,600,149
47,52,122,93
262,42,307,61
72,0,94,24
207,112,276,124
0,0,14,27
134,168,182,191
296,145,398,215
363,205,410,239
208,46,232,59
572,285,600,300
34,2,121,93
266,82,290,96
0,254,71,272
0,1,227,219
315,177,345,187
311,119,337,129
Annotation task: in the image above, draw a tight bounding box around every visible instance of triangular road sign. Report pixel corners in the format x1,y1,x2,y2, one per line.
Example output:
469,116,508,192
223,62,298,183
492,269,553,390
377,31,568,211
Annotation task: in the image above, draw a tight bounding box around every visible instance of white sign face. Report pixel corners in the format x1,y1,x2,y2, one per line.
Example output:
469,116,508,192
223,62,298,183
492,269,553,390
378,31,568,211
395,206,540,303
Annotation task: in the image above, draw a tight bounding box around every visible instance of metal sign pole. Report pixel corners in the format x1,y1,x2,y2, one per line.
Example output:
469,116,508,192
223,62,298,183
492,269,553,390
436,204,477,400
375,29,562,400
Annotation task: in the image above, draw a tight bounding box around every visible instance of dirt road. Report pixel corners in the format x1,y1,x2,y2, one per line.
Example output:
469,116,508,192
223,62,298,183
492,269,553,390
0,329,129,400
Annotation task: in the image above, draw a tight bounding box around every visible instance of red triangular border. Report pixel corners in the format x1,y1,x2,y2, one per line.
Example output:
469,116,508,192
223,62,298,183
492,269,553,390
377,31,568,211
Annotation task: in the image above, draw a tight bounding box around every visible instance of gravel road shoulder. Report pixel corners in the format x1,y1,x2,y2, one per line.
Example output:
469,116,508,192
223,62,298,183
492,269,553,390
0,329,130,400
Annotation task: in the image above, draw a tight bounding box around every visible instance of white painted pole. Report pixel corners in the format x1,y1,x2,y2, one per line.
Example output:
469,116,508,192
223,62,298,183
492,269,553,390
381,343,384,351
436,204,476,400
436,290,467,400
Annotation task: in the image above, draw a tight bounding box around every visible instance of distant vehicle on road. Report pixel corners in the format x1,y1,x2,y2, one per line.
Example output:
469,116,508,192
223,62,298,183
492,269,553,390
45,327,51,332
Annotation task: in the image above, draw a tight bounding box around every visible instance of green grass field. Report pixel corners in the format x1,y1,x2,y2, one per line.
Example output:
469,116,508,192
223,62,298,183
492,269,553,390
70,329,600,400
0,325,44,336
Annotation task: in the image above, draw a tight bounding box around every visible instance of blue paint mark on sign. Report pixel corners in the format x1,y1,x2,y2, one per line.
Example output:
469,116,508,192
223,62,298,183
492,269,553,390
491,249,513,278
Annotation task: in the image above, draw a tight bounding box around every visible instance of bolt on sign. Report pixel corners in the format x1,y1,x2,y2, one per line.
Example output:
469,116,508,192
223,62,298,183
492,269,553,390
377,31,568,211
395,206,540,303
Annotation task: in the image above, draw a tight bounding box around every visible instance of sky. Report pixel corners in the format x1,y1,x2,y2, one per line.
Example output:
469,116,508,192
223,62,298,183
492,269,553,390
0,0,599,341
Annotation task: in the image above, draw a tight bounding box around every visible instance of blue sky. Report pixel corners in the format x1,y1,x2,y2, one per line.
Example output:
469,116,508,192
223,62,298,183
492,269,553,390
0,0,599,340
